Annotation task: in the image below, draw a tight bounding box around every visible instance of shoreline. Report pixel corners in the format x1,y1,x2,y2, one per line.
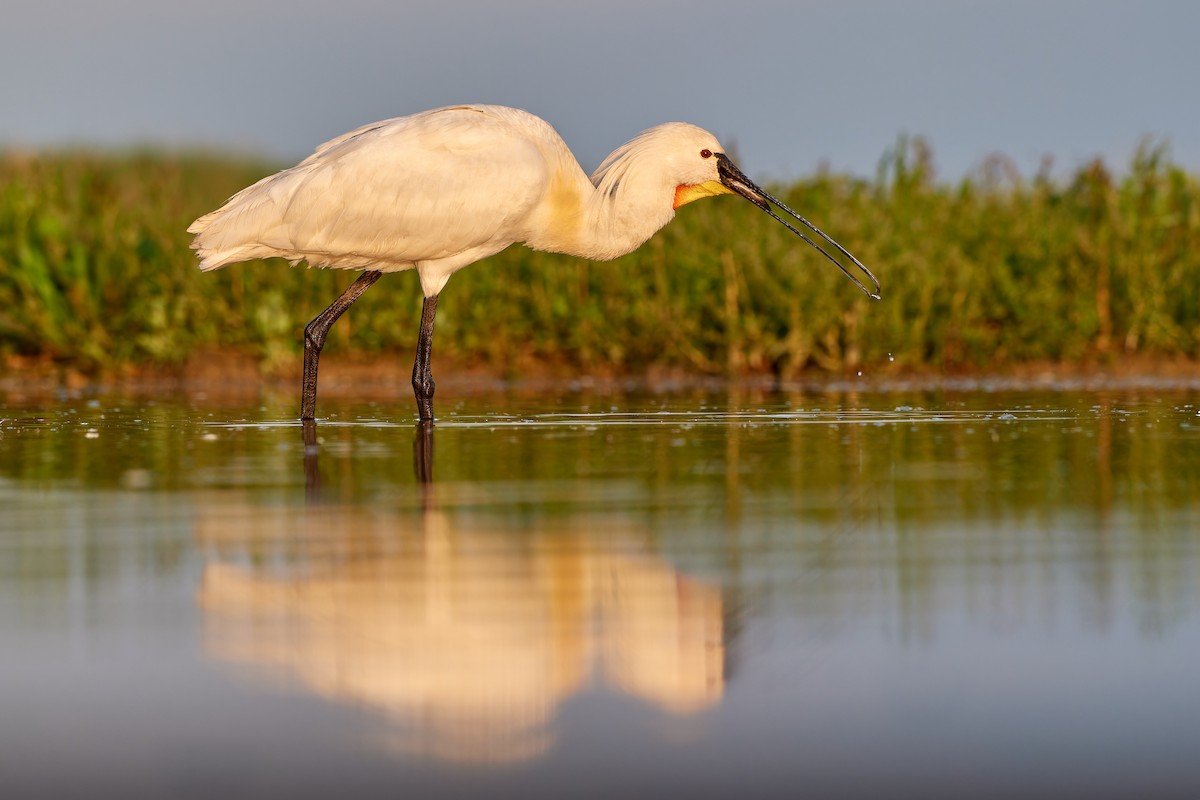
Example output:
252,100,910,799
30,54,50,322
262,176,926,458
4,351,1199,402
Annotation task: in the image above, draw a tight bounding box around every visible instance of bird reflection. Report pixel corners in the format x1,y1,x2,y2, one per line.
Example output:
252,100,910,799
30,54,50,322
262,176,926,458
198,420,724,764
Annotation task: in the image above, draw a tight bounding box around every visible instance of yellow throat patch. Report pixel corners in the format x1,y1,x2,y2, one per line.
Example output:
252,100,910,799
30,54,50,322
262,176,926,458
673,180,734,210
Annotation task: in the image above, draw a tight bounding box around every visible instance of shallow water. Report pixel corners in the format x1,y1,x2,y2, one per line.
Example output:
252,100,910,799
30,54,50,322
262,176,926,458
3,385,1200,799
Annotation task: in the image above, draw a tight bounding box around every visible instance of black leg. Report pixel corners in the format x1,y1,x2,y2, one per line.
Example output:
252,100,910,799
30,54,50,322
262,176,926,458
301,270,382,420
411,294,439,421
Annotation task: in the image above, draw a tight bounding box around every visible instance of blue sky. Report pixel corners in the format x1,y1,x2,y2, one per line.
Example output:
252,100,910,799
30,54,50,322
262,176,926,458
3,0,1197,180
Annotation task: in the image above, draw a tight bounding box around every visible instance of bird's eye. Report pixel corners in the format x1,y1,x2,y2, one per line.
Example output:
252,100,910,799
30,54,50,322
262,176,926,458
700,149,713,159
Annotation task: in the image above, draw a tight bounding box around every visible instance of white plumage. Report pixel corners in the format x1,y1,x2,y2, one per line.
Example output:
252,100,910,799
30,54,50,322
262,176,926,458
190,105,721,296
188,104,878,421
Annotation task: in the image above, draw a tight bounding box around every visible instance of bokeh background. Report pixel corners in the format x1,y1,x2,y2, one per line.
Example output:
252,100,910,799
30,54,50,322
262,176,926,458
3,0,1199,379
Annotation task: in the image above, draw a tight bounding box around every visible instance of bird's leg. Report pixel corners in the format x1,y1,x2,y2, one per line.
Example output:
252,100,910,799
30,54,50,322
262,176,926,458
301,270,383,420
411,294,439,421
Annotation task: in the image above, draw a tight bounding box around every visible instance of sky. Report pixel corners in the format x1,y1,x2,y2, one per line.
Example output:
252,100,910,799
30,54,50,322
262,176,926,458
3,0,1198,181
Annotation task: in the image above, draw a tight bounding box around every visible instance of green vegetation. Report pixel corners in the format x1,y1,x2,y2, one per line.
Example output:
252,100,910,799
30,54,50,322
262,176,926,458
1,139,1198,378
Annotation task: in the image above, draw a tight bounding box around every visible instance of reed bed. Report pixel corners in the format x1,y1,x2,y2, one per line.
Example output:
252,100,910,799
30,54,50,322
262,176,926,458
1,139,1197,377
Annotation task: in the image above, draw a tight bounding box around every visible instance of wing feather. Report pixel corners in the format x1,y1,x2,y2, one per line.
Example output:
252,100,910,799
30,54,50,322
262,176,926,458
189,106,554,272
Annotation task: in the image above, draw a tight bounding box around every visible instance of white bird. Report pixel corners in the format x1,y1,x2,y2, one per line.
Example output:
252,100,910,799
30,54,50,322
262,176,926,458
189,104,878,422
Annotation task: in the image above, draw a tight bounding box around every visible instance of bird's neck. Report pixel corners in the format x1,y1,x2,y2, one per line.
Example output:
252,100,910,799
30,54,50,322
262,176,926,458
523,155,677,262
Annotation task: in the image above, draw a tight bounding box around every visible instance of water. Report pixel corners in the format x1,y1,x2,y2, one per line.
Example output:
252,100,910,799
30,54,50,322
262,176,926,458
3,385,1200,799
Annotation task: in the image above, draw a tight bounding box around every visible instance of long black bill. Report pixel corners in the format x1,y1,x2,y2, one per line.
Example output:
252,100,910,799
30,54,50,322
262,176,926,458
717,153,880,299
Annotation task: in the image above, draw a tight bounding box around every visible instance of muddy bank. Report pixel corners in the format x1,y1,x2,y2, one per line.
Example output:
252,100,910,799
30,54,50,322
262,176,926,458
4,350,1199,405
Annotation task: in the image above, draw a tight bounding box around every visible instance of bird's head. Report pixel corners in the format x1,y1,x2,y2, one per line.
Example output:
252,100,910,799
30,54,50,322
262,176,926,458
654,123,882,300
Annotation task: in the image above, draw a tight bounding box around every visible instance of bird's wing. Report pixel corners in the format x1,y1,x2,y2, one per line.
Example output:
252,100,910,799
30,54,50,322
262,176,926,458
191,107,553,270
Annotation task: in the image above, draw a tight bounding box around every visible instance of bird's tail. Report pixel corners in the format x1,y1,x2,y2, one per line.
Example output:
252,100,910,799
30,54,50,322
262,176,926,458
187,212,244,272
187,177,290,271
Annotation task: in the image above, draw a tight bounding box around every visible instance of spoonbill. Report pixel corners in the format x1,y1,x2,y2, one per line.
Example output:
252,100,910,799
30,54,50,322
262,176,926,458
189,104,879,421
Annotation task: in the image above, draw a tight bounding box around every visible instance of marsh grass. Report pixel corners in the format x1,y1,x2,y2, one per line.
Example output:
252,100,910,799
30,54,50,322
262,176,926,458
1,139,1198,376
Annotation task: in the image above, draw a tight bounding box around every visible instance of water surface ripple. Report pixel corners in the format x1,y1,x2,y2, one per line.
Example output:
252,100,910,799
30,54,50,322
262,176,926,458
2,387,1199,799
